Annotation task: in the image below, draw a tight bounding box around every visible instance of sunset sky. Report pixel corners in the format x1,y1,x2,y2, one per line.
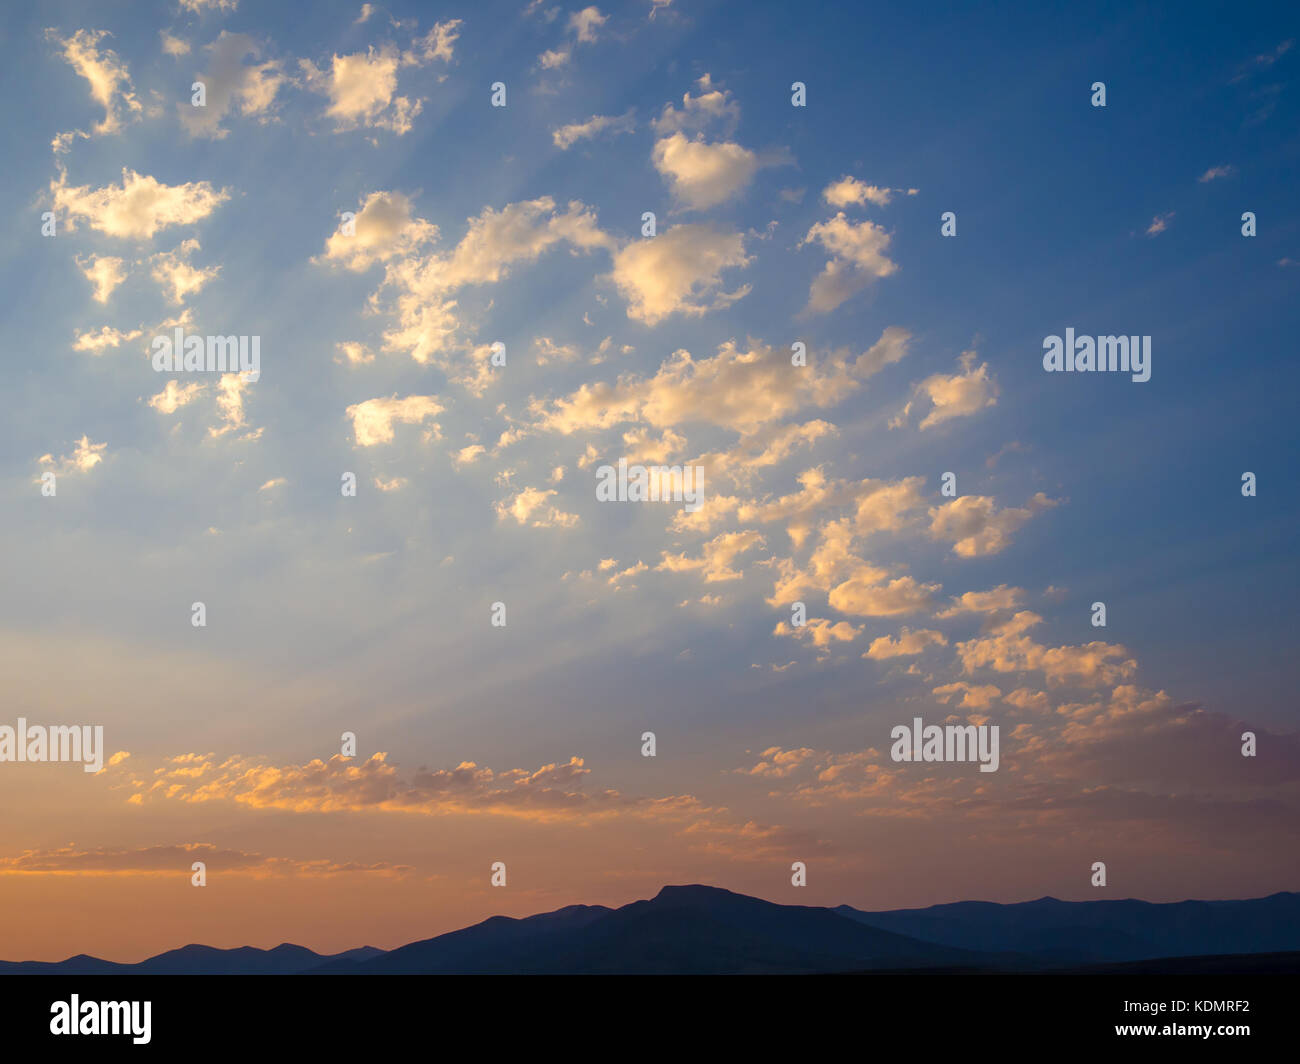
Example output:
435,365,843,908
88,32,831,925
1,0,1297,963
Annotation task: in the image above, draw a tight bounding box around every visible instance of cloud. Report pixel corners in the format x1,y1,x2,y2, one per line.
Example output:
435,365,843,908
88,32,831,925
652,133,761,210
76,254,128,303
935,584,1025,617
300,47,416,133
608,224,751,324
893,350,998,430
46,28,141,138
37,435,106,476
150,238,219,303
955,610,1137,688
179,0,239,12
569,6,608,43
933,681,1002,709
73,325,143,353
652,74,740,135
1146,211,1174,236
822,176,916,208
774,617,862,654
52,168,230,240
160,30,191,57
178,32,287,139
865,627,948,659
0,842,407,878
828,566,940,617
318,190,439,271
552,109,635,149
346,395,444,446
658,530,765,582
112,750,680,824
149,379,207,413
495,486,580,528
800,213,897,313
929,493,1058,557
404,19,461,64
209,372,258,438
1197,164,1235,183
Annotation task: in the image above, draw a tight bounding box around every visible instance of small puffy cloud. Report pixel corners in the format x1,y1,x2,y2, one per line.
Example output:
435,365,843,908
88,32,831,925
404,20,461,64
933,681,1002,709
1197,164,1234,183
336,341,375,365
653,132,761,210
52,168,230,240
149,379,207,413
822,176,915,208
569,6,608,42
76,255,128,303
774,617,862,653
609,223,751,324
346,395,443,446
179,0,239,12
658,530,765,582
318,190,438,271
534,336,580,365
652,74,740,135
46,28,141,137
454,444,486,466
150,238,219,303
73,325,143,353
495,486,580,529
160,31,191,57
529,328,908,439
538,47,571,69
865,626,948,659
179,32,287,139
929,493,1058,558
800,213,897,313
893,350,998,430
258,477,286,492
828,566,940,617
935,584,1025,617
552,108,635,149
1146,211,1174,236
209,372,257,438
301,46,421,134
956,610,1137,688
38,435,106,476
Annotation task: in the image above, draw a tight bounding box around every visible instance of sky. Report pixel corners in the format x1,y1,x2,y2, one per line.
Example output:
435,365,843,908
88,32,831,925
0,0,1297,963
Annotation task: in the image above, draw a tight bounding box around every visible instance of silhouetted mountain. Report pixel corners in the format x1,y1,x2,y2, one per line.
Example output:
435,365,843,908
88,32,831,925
0,942,387,975
6,886,1297,974
315,885,1003,974
836,891,1300,965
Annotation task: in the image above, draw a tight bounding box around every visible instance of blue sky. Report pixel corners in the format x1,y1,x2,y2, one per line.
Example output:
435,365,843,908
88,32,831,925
0,0,1296,960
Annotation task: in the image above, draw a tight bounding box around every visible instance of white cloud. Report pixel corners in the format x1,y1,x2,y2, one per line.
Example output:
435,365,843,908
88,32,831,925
346,395,444,446
76,255,128,303
52,168,230,240
800,213,897,313
46,28,141,138
552,109,635,149
652,133,761,210
495,486,580,528
609,224,751,324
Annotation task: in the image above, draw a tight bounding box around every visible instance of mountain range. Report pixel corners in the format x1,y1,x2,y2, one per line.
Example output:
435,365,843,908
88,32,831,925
3,885,1297,975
